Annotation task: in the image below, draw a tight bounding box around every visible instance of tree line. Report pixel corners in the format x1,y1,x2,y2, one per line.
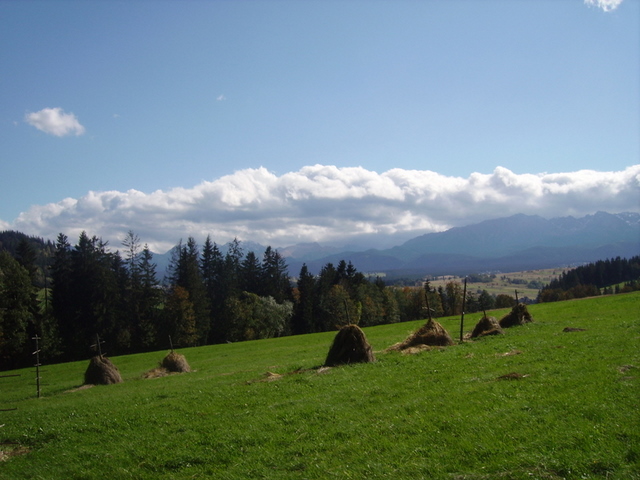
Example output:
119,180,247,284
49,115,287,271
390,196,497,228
10,229,627,371
1,230,456,370
537,256,640,302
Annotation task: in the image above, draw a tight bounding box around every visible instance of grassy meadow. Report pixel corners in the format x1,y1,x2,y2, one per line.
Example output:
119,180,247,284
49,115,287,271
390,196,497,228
428,268,561,299
1,293,639,479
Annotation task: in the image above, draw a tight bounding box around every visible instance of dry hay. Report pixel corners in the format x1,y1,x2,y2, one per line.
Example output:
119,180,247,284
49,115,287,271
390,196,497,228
470,315,504,338
499,303,534,328
161,351,191,373
142,351,191,379
142,367,171,379
399,344,435,355
563,327,586,332
387,319,454,352
324,324,375,367
84,355,123,385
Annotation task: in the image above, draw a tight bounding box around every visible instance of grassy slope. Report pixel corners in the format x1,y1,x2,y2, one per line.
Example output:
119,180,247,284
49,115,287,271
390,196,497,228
1,293,639,479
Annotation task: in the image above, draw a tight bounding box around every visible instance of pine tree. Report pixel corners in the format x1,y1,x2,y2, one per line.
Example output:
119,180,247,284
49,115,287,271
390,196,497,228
201,236,225,343
137,245,161,349
241,250,262,294
261,246,290,303
292,264,315,334
168,238,210,344
0,251,33,369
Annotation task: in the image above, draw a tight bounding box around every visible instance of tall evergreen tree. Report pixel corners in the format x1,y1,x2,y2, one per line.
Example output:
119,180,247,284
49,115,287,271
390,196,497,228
201,235,225,343
261,246,290,303
163,286,198,347
0,251,33,369
137,245,161,349
51,233,74,359
292,264,315,334
241,250,262,295
169,238,210,344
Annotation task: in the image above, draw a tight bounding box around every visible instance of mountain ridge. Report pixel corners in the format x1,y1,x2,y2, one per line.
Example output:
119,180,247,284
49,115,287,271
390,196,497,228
122,211,640,279
284,211,640,277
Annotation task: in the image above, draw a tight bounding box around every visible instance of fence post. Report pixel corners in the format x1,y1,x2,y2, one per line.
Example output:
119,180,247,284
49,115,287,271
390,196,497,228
32,335,42,398
459,277,467,343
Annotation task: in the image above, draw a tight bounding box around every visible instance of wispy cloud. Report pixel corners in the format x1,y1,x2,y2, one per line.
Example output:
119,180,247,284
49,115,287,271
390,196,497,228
11,165,640,253
25,107,85,137
216,94,226,102
584,0,624,12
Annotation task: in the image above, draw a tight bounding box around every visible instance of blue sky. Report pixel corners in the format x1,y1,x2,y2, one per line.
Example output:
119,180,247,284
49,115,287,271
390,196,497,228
1,0,638,252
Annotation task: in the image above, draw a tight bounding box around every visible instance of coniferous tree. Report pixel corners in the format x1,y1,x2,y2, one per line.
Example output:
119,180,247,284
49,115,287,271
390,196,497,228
241,250,262,295
170,238,210,344
163,286,198,347
137,245,161,349
261,246,290,303
292,264,315,334
51,233,74,359
0,251,33,369
201,236,225,343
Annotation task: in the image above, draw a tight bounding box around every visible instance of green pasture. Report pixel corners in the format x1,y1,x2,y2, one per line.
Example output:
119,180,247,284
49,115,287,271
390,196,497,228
1,293,639,479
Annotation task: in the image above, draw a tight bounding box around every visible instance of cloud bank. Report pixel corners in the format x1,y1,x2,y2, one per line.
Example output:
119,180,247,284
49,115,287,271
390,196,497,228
10,165,640,253
584,0,624,12
25,107,85,136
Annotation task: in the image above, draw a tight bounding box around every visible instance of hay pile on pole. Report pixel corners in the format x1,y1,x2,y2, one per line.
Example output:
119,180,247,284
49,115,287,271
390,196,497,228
470,315,504,338
387,318,454,352
499,303,534,328
161,351,191,373
84,355,123,385
324,324,375,367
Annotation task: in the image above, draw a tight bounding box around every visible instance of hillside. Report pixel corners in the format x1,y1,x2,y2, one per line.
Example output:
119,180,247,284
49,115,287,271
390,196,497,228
1,293,638,479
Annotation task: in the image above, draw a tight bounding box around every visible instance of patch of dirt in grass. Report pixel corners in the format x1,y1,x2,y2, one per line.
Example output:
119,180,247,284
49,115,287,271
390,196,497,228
618,365,636,373
0,444,29,462
65,384,94,393
452,467,566,479
496,372,529,380
563,327,587,332
617,365,637,382
262,371,284,382
249,366,332,383
498,349,522,357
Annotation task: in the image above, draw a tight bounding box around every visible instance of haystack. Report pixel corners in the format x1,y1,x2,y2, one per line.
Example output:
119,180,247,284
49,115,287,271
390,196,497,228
324,324,375,367
499,303,533,328
84,355,123,385
161,351,191,373
470,315,504,338
387,319,454,352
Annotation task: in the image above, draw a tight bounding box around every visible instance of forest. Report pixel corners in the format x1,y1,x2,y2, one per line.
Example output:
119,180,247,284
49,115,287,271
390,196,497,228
1,229,637,370
537,255,640,302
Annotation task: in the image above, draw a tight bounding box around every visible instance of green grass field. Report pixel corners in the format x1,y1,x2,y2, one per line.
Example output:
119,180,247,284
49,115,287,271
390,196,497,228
1,293,639,479
429,268,561,299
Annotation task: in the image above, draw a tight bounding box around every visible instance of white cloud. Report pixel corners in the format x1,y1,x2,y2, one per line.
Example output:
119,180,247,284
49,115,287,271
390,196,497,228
584,0,624,12
25,107,86,137
10,165,640,253
216,95,226,101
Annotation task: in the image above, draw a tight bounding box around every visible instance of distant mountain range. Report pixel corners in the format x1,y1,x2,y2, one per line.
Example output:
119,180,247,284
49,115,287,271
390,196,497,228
284,211,639,278
150,211,639,279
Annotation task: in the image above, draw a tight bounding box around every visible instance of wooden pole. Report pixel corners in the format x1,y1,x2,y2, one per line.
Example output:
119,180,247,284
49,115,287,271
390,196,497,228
424,288,433,323
459,277,467,343
32,335,42,398
343,298,351,325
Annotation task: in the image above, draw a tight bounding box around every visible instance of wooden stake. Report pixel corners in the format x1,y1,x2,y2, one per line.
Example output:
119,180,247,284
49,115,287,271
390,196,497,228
459,277,467,343
32,335,41,398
